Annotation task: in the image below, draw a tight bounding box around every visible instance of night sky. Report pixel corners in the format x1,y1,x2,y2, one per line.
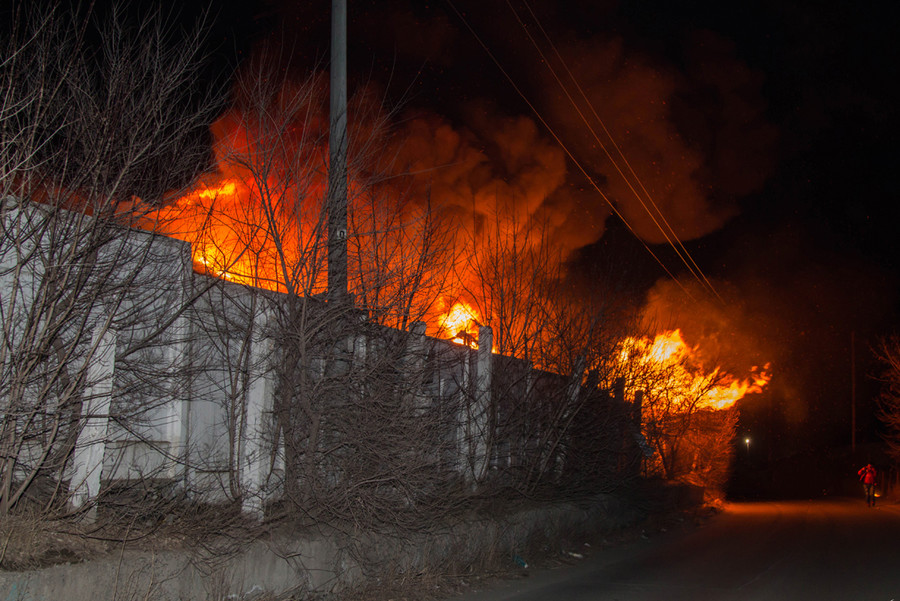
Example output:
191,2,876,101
172,1,900,467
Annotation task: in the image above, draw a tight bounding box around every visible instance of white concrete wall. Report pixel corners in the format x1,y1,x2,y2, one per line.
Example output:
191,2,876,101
0,199,200,507
3,198,569,515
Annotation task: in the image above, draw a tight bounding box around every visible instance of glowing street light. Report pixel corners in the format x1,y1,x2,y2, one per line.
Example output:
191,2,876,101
744,437,751,454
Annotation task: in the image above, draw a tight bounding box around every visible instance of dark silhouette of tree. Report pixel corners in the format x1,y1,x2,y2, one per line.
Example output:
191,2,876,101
876,336,900,464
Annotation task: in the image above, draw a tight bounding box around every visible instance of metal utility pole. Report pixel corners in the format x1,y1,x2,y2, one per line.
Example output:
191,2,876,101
851,331,856,453
327,0,348,302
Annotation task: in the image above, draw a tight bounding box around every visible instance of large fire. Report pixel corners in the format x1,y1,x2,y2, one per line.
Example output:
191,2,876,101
153,176,278,288
133,86,500,345
618,329,770,411
143,148,766,381
137,97,766,382
149,168,485,342
436,300,482,348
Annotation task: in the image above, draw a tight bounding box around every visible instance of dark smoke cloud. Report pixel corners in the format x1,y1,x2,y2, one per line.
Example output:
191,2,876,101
539,30,777,245
265,0,779,260
386,108,602,258
371,25,778,276
640,278,771,378
641,220,897,445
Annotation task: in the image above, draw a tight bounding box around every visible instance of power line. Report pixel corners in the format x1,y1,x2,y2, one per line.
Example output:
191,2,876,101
446,0,721,304
444,0,698,303
514,0,723,303
514,0,724,304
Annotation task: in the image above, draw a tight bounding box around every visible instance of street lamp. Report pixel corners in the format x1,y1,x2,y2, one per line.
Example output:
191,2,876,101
744,437,751,455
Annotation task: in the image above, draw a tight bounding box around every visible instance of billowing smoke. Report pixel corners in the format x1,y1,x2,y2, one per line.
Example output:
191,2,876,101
539,30,778,245
640,277,772,379
639,222,898,450
365,20,778,274
385,108,601,260
254,0,779,268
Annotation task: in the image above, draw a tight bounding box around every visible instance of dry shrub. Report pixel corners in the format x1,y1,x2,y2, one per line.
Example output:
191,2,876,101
0,514,107,570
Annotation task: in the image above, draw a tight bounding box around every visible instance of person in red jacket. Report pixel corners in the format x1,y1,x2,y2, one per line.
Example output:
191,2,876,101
858,463,877,507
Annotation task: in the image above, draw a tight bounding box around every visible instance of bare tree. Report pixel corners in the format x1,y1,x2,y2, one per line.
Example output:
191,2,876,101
461,211,740,497
0,1,221,517
178,52,473,531
459,204,559,363
613,332,738,492
876,336,900,464
677,407,737,497
450,204,641,499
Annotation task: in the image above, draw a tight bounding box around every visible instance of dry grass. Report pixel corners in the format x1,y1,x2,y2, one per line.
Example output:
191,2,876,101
0,514,108,571
0,497,260,573
319,503,720,601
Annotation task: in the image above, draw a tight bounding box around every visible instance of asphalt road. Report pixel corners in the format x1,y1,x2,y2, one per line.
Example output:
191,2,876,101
446,499,900,601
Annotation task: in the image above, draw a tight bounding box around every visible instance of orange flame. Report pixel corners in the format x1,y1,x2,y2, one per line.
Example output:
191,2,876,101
620,329,770,411
196,181,237,202
140,102,489,344
437,300,481,347
150,176,274,287
648,330,687,364
703,364,771,410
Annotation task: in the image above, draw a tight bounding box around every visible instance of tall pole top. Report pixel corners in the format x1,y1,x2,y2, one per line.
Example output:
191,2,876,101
327,0,348,302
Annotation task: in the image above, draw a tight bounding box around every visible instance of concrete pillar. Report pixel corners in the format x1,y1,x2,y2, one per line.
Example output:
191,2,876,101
567,357,585,403
408,320,427,361
556,357,586,479
455,346,471,477
164,242,193,484
69,324,116,518
469,326,493,482
407,321,428,410
518,360,534,468
629,389,653,473
614,377,626,406
633,389,644,427
241,312,275,519
353,333,366,364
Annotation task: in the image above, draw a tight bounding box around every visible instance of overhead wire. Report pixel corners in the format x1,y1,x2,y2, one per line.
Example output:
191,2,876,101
514,0,725,304
444,0,698,303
